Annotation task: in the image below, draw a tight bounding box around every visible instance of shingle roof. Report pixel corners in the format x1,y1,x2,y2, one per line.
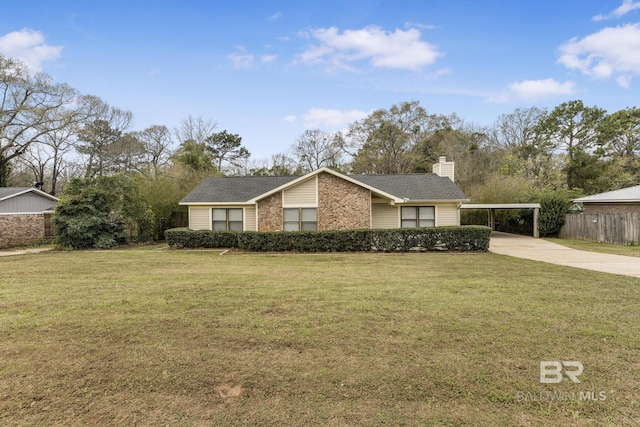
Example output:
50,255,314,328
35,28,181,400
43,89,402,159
181,176,299,203
351,173,468,201
180,170,468,204
574,184,640,203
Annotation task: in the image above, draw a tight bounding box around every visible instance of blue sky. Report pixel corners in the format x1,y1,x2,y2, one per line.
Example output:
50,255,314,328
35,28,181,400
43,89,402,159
2,1,640,160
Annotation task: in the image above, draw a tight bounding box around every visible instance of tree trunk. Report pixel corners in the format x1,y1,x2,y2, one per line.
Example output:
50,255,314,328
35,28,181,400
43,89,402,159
0,156,11,187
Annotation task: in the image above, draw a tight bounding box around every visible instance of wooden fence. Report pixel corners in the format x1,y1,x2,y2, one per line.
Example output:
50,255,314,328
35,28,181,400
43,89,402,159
559,213,640,245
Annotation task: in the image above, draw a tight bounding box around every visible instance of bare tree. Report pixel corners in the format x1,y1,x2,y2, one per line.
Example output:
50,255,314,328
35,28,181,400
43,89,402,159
173,115,217,145
291,129,345,172
133,125,174,177
0,54,78,186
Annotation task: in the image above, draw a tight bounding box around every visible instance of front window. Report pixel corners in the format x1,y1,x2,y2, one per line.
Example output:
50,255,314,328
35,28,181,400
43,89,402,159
401,206,435,228
212,208,243,231
284,208,317,231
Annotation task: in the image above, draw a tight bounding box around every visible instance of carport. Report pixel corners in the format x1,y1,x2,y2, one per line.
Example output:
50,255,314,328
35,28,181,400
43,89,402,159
460,203,541,238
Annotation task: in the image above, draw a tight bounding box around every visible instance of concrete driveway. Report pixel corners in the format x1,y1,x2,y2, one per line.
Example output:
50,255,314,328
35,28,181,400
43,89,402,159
489,232,640,278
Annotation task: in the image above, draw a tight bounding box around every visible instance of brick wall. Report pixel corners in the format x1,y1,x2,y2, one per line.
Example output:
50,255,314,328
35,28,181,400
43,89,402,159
0,214,45,248
582,203,640,215
257,192,283,231
317,172,370,230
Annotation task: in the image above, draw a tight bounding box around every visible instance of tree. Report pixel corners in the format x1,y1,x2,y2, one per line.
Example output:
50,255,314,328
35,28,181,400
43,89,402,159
204,130,251,171
347,101,454,174
75,96,133,177
54,174,154,249
247,153,298,176
536,100,606,189
0,54,78,186
173,115,217,146
291,129,345,172
171,139,216,173
600,107,640,158
594,108,640,192
133,125,174,177
492,107,555,184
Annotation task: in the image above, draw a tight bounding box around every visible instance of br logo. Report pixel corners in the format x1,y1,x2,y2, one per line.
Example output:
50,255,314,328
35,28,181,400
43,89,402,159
540,361,584,384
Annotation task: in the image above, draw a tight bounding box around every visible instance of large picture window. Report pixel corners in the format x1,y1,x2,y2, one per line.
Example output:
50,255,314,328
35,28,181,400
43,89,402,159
401,206,435,228
212,208,243,231
284,208,317,231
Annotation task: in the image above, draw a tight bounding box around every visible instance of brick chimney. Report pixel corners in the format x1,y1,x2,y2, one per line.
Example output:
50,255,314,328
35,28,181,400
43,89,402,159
432,156,455,182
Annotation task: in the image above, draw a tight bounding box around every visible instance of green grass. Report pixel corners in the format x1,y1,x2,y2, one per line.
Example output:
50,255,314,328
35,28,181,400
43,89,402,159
1,249,639,426
547,238,640,258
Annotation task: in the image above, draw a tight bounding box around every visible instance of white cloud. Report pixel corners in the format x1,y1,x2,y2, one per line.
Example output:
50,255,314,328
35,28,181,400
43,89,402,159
617,75,632,88
283,115,297,123
228,52,253,68
425,68,451,79
0,28,62,72
261,54,277,63
404,22,437,31
488,78,576,103
558,23,640,87
508,78,576,101
302,108,370,129
593,0,640,21
268,12,282,22
296,25,442,71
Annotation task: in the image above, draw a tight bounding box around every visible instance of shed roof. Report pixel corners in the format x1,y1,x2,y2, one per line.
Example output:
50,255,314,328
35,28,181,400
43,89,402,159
573,184,640,203
180,168,469,205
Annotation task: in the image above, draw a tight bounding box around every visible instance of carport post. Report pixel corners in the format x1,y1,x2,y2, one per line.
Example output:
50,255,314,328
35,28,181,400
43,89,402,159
490,208,496,231
533,207,539,238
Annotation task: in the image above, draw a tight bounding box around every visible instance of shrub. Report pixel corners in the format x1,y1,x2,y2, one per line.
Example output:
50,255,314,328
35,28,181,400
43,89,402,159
538,194,572,237
54,175,155,249
164,228,239,249
165,226,491,252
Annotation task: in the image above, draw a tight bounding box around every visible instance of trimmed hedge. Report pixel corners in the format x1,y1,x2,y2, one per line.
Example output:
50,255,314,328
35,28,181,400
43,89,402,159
165,226,491,252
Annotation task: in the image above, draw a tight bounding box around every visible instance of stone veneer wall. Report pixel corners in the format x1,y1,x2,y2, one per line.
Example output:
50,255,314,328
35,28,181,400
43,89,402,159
257,193,283,231
317,172,370,230
0,214,45,248
582,203,640,215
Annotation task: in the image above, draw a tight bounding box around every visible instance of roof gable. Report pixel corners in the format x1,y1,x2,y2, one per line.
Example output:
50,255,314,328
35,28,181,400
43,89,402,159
0,187,59,203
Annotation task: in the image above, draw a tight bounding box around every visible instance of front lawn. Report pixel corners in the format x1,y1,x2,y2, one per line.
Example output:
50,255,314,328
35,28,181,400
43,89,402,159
1,249,638,426
547,238,640,258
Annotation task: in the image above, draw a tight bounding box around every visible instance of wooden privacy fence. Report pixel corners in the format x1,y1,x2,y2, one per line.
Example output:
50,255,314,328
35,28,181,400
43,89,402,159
560,213,640,245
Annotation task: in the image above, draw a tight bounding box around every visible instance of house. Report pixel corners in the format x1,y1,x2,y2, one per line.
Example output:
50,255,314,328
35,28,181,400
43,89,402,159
0,187,59,247
180,157,469,232
573,184,640,214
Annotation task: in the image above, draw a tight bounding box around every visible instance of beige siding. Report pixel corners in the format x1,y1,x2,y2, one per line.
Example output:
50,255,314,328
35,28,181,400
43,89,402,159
283,177,317,207
189,207,211,230
372,204,398,229
244,206,257,231
432,162,455,182
436,204,459,226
